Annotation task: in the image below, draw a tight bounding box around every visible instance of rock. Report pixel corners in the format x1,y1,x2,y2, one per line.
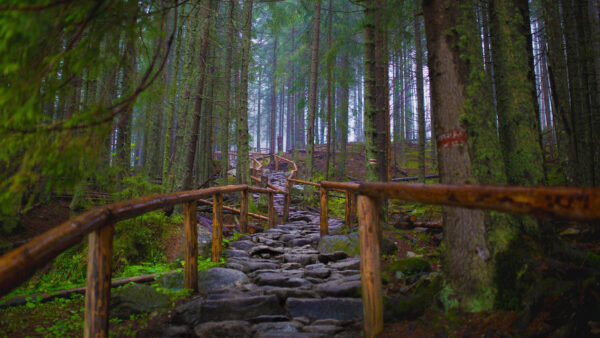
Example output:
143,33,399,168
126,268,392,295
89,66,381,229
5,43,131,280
304,268,331,279
384,257,431,279
162,325,190,337
282,262,303,270
255,272,308,287
316,280,361,297
406,251,417,258
383,273,442,320
198,235,213,259
198,268,249,293
286,298,363,321
230,240,256,250
226,249,250,258
291,238,313,247
156,272,185,290
248,315,290,324
249,245,285,257
264,287,321,301
252,321,302,333
284,253,318,266
175,295,285,325
381,236,398,256
318,251,348,264
110,284,171,319
303,324,344,335
329,258,360,271
288,215,312,223
194,320,252,338
317,233,360,256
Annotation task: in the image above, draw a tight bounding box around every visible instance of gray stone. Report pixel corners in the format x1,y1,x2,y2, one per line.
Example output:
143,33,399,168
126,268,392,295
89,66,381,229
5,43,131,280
264,287,320,301
381,236,398,256
162,325,190,337
316,280,361,297
230,240,256,251
281,262,302,270
198,268,249,292
226,249,250,258
305,263,326,270
318,251,349,264
256,333,326,338
248,315,290,324
291,238,313,247
283,253,317,266
286,298,363,321
255,272,308,287
175,295,285,325
198,235,213,259
303,324,344,335
194,320,252,338
110,284,171,319
226,262,246,272
249,245,285,257
252,321,302,333
329,258,360,271
304,268,331,279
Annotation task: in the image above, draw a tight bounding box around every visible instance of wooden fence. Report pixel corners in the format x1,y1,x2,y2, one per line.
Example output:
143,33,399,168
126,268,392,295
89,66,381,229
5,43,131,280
2,152,600,338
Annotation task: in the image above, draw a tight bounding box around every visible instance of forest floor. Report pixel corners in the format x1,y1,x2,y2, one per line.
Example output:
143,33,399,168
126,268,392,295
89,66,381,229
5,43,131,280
1,142,599,337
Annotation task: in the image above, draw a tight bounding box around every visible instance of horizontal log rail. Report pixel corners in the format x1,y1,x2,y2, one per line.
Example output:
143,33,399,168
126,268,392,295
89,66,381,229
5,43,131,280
5,151,600,338
197,199,268,221
0,182,283,337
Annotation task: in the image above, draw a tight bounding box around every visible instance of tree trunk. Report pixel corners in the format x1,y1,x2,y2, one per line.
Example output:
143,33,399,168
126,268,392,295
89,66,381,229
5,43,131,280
236,0,253,184
256,66,262,151
415,0,426,183
183,0,213,190
270,37,278,155
219,0,235,184
423,0,493,310
306,0,321,184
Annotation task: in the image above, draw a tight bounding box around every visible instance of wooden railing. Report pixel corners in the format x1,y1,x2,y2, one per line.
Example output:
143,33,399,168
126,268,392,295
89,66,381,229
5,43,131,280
3,152,600,338
0,183,285,337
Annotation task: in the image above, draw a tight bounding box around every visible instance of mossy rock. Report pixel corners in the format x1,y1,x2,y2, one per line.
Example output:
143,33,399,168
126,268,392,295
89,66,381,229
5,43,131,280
317,232,397,257
110,284,171,319
384,272,442,321
385,257,432,279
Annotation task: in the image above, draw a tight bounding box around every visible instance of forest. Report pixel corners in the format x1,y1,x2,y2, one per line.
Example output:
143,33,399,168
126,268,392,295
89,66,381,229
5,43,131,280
0,0,599,337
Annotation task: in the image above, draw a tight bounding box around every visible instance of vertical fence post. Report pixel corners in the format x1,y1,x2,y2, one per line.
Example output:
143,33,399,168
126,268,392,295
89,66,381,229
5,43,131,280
351,193,358,228
211,193,223,262
268,191,276,229
84,223,114,338
320,186,328,236
357,195,383,337
183,201,198,292
275,156,279,171
240,188,249,233
344,190,352,227
283,180,291,221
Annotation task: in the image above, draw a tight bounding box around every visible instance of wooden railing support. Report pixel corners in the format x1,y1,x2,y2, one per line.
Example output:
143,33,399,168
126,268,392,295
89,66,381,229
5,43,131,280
240,188,249,233
351,193,357,227
274,155,279,171
320,186,328,236
284,180,291,221
268,191,276,229
357,195,383,338
183,201,198,292
84,223,114,338
211,193,223,262
344,190,352,227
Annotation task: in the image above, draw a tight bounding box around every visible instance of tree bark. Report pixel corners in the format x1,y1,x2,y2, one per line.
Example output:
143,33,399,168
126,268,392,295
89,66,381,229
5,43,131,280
236,0,253,184
306,0,321,184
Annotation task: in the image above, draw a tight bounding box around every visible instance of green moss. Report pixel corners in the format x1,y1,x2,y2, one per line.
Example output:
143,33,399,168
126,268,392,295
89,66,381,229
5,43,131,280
384,273,443,320
385,257,432,279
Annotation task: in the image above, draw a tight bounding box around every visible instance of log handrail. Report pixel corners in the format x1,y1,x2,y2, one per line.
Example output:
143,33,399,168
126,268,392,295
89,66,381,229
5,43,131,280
0,182,284,337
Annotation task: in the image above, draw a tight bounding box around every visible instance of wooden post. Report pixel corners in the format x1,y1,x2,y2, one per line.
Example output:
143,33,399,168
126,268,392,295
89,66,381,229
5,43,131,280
183,201,198,292
240,188,249,233
275,156,279,171
211,193,223,262
320,186,328,236
84,223,114,338
268,192,276,229
357,195,383,338
283,180,291,221
344,190,352,227
351,193,358,228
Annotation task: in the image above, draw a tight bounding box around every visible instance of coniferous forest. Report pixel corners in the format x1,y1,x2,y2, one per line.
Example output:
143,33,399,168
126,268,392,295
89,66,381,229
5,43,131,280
1,0,600,336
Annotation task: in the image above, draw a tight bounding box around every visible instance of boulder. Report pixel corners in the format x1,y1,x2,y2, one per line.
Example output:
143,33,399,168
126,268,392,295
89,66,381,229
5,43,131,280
175,295,285,325
194,320,252,338
286,297,363,321
110,284,171,319
198,267,249,292
317,233,360,256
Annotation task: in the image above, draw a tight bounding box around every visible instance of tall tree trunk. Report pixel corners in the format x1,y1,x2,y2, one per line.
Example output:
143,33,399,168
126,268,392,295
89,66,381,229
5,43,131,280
256,67,262,151
183,0,213,190
325,0,333,180
415,0,426,182
270,37,278,155
219,0,235,184
338,53,350,178
423,0,493,311
306,0,321,183
236,0,253,184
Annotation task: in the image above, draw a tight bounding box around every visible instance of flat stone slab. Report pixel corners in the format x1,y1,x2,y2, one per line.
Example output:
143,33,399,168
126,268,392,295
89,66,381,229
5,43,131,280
286,298,363,321
198,268,249,293
175,295,285,325
194,320,252,338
